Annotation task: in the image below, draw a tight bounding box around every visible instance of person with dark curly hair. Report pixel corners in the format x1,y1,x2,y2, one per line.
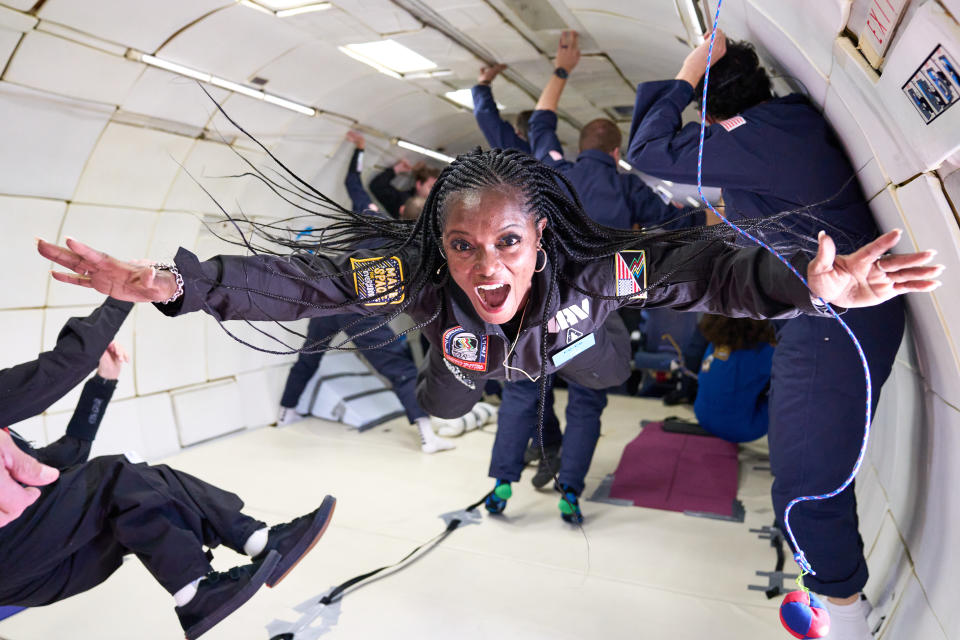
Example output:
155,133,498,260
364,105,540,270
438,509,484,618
627,30,914,638
693,314,775,443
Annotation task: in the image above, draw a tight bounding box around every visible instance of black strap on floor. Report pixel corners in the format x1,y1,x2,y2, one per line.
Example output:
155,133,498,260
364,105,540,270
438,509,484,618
317,489,493,606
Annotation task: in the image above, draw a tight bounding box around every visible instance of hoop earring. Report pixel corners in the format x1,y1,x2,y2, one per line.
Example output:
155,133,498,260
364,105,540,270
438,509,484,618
436,262,447,276
534,247,547,273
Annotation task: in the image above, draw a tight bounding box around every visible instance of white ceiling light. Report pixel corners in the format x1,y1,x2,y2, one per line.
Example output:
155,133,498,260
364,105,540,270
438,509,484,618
341,40,438,76
686,196,702,207
618,159,633,172
396,139,453,164
444,89,504,110
140,54,315,117
681,0,706,45
338,46,401,79
238,0,274,15
276,3,331,17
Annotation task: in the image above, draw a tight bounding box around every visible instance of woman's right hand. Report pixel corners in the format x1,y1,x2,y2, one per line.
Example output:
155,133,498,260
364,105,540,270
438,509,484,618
37,237,178,303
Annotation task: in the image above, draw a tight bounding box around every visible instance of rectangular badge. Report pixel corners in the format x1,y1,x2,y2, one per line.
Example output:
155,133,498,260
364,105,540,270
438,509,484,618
350,256,404,305
551,332,595,367
615,250,647,300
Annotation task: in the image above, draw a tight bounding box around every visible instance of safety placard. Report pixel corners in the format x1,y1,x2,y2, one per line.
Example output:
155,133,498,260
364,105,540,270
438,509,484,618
901,45,960,124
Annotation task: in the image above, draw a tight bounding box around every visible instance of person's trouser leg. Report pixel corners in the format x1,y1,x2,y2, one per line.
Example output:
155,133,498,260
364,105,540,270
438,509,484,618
0,455,265,605
558,382,608,495
489,378,559,482
349,315,428,422
280,316,342,408
769,300,903,597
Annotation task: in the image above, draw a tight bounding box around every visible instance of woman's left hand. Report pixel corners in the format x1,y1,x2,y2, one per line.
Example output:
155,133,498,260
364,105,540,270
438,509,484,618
808,229,943,308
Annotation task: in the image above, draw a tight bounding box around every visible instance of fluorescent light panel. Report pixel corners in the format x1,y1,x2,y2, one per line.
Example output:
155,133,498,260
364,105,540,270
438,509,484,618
338,45,401,79
397,139,453,164
683,0,705,44
140,54,315,117
276,3,331,17
444,89,504,110
618,159,633,172
343,40,438,75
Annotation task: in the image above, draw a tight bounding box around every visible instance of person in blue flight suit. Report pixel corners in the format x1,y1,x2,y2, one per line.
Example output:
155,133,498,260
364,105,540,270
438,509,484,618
278,131,452,454
627,31,906,638
471,63,533,154
486,31,706,523
693,314,775,443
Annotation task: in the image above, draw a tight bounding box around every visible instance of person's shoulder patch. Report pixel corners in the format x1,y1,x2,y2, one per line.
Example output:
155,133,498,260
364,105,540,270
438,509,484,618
615,250,647,299
718,115,747,132
548,150,564,162
350,256,404,305
442,326,488,372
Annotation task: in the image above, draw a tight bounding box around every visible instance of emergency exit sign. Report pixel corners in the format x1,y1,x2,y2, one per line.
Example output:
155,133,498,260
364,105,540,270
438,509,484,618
860,0,908,68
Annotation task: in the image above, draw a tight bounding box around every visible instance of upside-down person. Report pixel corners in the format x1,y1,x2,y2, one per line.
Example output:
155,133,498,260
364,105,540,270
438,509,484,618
0,298,336,640
627,30,918,637
37,148,941,546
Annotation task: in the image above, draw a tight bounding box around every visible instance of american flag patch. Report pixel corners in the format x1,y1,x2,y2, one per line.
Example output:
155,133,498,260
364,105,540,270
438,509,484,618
718,115,746,132
615,250,647,299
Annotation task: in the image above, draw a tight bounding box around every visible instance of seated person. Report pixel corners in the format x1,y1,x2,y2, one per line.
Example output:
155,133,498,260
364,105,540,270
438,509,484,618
693,314,775,443
0,298,335,639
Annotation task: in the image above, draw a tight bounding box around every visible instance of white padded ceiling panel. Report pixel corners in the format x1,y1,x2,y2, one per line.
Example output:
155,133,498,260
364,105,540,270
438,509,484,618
134,392,182,461
745,0,848,77
246,40,368,105
122,68,227,131
572,10,692,85
392,29,478,71
0,196,65,310
206,320,271,380
404,111,481,150
564,55,635,108
0,0,36,11
0,27,21,70
335,0,422,35
73,122,194,209
313,73,418,123
883,572,949,640
164,139,267,215
566,1,684,37
236,369,282,429
148,211,203,263
0,83,113,200
822,87,890,201
0,309,42,374
171,379,246,445
134,306,207,395
366,91,461,138
48,204,157,307
207,93,301,142
37,0,232,52
157,5,311,84
4,31,144,106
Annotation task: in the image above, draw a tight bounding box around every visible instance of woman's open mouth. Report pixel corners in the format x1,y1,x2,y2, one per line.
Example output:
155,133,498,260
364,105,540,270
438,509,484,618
475,282,511,312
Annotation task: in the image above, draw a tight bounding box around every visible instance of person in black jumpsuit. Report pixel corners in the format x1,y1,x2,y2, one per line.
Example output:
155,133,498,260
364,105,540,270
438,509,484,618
0,298,336,639
278,132,453,453
626,32,910,634
38,146,938,572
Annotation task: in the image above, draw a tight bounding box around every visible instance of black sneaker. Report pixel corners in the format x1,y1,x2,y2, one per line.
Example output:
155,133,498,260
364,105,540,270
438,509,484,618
176,550,280,640
530,445,561,489
254,495,336,587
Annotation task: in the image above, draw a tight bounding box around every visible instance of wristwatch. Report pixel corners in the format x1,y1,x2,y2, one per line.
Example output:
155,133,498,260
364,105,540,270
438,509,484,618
554,67,569,80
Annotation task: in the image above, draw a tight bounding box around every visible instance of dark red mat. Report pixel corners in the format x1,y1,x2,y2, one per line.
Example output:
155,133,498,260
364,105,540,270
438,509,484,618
608,422,739,517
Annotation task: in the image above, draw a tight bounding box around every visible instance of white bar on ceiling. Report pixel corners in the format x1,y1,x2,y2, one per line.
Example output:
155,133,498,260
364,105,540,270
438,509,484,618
141,54,212,83
681,0,705,44
338,46,402,80
276,3,332,17
264,93,316,115
618,159,633,172
239,0,275,16
397,139,454,164
210,76,265,100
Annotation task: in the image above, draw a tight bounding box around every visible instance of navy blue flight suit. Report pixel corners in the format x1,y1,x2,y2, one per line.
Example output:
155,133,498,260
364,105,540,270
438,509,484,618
470,84,531,153
486,110,705,496
628,78,905,597
280,147,427,424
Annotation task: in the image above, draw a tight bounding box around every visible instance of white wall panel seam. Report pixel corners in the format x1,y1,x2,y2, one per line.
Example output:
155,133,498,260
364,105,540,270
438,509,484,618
35,19,128,56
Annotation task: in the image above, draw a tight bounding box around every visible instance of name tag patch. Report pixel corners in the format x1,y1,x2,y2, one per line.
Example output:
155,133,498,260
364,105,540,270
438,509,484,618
551,332,596,367
350,256,405,305
442,326,489,372
615,250,647,299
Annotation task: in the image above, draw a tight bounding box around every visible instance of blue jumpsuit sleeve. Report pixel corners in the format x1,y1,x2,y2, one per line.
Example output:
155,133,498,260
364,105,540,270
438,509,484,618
625,174,704,230
471,85,530,152
344,148,374,213
627,79,775,192
527,110,574,171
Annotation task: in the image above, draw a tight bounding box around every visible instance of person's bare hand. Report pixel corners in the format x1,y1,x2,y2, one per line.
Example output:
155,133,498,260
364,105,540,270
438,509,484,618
555,30,581,73
393,158,413,174
0,430,59,528
97,341,130,380
38,238,178,303
478,63,507,85
677,29,727,88
346,130,366,149
808,229,943,308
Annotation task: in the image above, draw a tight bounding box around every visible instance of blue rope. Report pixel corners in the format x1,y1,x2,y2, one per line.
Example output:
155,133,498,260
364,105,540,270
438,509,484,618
696,0,873,577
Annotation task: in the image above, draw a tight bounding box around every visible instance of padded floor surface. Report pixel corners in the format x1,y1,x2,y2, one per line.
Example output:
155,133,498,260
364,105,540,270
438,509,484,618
0,394,786,640
609,421,740,517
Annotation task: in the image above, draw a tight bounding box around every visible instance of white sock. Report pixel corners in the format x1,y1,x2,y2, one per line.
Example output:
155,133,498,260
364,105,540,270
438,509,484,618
416,417,454,453
173,578,201,607
243,527,269,557
824,595,873,639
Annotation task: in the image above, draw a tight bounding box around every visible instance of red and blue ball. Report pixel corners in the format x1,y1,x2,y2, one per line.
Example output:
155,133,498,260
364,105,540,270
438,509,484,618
779,590,830,639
